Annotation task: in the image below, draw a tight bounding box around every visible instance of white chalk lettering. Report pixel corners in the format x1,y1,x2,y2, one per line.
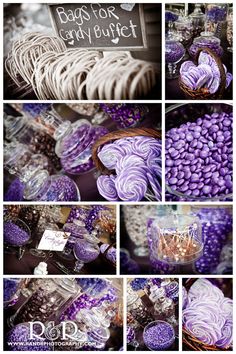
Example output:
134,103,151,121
90,4,119,20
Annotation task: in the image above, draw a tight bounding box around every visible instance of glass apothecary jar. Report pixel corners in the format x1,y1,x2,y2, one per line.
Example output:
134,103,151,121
165,38,185,79
4,142,80,201
4,114,61,172
189,31,223,58
4,278,24,308
189,4,205,38
205,4,228,39
10,278,80,326
54,119,108,174
127,291,152,326
147,214,203,273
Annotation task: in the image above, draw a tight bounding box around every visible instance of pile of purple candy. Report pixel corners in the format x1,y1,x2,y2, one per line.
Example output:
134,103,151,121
143,320,175,350
189,36,223,58
4,221,30,246
96,136,162,201
180,52,232,94
194,208,232,274
183,279,233,349
166,110,233,200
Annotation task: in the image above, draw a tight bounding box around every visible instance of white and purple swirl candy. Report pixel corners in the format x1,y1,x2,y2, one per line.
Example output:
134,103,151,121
180,61,196,75
98,143,125,170
220,297,233,319
146,152,162,177
226,73,233,89
147,171,161,201
182,286,189,310
131,136,161,159
208,76,220,94
183,299,224,345
198,52,214,67
115,166,148,201
97,175,119,201
215,318,233,349
115,137,134,155
116,155,146,175
188,279,224,303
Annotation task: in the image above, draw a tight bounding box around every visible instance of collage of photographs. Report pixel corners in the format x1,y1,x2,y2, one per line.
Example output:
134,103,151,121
2,1,234,353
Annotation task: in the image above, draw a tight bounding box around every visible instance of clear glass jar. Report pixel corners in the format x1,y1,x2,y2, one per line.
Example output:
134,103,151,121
189,4,205,37
148,214,203,273
165,39,185,79
205,4,228,38
123,205,157,257
4,278,24,308
4,114,61,172
73,239,100,272
4,142,80,201
127,290,152,326
11,278,80,326
189,31,223,58
191,206,232,274
143,320,175,350
54,119,108,174
174,17,193,46
226,7,233,52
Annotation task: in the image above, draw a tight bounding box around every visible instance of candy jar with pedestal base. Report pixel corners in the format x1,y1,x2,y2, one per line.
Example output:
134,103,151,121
165,37,185,79
73,238,100,273
4,142,80,201
10,278,80,327
4,216,31,260
148,214,203,274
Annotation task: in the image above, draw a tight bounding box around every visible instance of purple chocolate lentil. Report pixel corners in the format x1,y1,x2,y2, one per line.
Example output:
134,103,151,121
166,111,233,200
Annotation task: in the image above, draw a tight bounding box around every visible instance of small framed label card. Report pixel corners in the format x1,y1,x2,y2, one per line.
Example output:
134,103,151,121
37,230,71,251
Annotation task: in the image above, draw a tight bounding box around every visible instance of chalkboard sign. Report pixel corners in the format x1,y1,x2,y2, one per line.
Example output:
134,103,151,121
48,3,147,50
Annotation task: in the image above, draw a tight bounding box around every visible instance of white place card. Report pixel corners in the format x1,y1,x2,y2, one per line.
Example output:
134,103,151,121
37,229,71,251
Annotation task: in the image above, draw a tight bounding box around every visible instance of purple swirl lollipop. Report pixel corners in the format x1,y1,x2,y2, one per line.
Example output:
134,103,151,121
115,166,148,201
188,279,224,303
98,143,125,170
131,136,161,159
116,155,146,174
115,138,134,155
97,175,119,201
215,318,233,349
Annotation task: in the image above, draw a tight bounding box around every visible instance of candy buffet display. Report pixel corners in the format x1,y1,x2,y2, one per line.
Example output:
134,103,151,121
4,103,161,202
127,278,179,351
4,277,123,351
4,4,161,100
165,103,232,201
165,4,233,100
4,205,117,275
120,205,232,275
182,278,233,351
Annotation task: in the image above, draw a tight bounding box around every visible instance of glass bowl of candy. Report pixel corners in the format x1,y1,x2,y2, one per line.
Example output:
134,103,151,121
165,103,233,201
189,32,223,58
143,320,175,350
4,217,31,248
165,39,185,79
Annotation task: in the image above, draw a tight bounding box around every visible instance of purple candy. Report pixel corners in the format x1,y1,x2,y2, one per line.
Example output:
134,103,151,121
4,221,30,246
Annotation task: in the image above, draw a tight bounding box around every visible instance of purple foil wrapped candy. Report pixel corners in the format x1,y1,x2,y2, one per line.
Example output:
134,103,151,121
4,221,30,246
143,320,175,350
99,104,147,128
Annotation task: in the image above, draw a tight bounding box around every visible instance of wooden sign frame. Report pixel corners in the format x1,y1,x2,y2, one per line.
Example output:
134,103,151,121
48,3,147,51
